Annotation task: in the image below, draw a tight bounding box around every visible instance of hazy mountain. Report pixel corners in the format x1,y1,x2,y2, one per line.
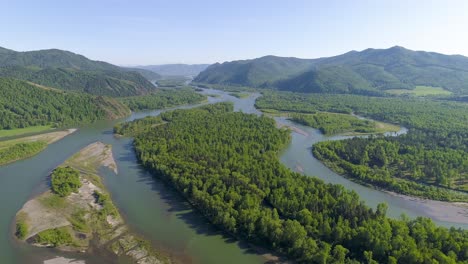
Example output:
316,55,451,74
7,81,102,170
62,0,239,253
122,67,162,81
195,46,468,94
137,64,210,76
0,47,157,97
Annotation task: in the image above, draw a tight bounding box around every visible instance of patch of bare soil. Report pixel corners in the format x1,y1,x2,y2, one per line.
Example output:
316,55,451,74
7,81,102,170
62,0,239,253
16,142,167,264
24,129,77,145
43,257,85,264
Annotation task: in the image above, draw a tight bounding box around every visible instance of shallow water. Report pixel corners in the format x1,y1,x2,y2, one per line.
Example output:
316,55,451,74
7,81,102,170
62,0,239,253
0,89,465,264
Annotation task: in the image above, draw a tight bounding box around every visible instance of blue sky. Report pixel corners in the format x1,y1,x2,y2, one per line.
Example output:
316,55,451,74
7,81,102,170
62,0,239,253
1,0,467,65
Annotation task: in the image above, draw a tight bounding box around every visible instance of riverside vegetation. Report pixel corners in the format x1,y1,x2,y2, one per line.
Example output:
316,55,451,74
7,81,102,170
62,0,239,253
0,129,76,166
256,92,468,201
0,78,130,130
288,112,399,135
116,103,468,264
118,87,206,111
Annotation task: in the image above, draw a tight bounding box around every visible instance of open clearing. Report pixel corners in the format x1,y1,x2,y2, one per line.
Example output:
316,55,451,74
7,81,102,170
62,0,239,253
386,86,452,96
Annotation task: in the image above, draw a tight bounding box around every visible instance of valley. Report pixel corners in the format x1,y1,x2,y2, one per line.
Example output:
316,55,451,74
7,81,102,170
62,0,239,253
0,43,467,264
1,89,466,264
4,2,468,263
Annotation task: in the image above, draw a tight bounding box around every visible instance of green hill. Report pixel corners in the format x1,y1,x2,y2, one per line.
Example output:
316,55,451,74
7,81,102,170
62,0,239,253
0,47,157,96
0,78,129,129
194,46,468,95
196,56,315,87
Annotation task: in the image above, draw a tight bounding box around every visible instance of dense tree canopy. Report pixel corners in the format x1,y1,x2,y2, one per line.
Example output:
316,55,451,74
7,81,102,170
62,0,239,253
0,78,130,130
118,103,468,263
256,91,468,201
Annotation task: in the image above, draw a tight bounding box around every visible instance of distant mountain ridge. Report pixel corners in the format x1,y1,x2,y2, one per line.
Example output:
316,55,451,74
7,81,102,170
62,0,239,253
194,46,468,94
137,64,210,76
0,47,157,97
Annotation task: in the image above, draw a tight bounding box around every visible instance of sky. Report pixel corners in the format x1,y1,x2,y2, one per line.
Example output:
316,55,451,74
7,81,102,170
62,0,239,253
1,0,468,65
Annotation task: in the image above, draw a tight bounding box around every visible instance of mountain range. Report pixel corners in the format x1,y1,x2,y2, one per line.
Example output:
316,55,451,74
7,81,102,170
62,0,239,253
137,64,210,77
194,46,468,95
0,47,158,97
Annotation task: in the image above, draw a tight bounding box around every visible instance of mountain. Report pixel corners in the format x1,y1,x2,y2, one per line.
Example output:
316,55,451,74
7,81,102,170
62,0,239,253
137,64,210,76
196,56,315,87
0,78,129,129
194,46,468,94
0,47,156,97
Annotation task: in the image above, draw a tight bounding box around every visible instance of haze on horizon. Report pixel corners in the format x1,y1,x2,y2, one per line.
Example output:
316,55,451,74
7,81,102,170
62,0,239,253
1,0,467,65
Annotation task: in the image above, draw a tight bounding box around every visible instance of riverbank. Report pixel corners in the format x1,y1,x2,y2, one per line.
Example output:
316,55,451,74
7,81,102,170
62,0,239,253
313,147,468,227
0,125,55,139
0,129,77,166
15,142,169,264
261,109,400,136
386,191,468,225
0,128,77,146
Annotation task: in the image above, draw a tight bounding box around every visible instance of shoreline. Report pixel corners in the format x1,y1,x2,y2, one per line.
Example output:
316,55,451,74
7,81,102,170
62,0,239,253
0,129,77,166
385,191,468,225
15,142,169,264
315,157,468,225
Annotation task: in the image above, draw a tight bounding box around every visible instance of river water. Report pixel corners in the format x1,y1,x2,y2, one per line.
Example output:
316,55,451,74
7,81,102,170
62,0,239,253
0,89,466,264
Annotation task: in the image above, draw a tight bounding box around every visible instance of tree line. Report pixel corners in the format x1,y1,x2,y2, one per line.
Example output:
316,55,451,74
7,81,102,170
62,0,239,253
118,87,206,111
256,91,468,201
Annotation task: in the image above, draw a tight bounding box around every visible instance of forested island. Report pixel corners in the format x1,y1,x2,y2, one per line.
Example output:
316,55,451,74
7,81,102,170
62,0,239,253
256,92,468,201
116,103,468,263
287,112,399,135
118,87,206,111
15,142,168,264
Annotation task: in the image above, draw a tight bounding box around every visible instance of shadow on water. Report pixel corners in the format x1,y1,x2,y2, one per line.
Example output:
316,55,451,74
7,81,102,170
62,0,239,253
114,135,267,263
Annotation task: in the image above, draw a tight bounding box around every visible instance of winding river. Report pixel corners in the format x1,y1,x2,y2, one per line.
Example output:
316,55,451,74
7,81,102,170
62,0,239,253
0,89,466,264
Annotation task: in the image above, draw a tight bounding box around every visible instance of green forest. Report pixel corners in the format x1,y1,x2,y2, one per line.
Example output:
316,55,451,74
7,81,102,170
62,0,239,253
117,103,468,263
118,88,206,111
0,78,130,130
290,113,381,135
256,91,468,200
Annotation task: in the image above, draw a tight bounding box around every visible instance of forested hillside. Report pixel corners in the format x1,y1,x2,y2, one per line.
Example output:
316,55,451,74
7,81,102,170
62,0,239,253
0,47,156,96
195,56,315,87
0,78,129,129
256,92,468,201
195,46,468,95
117,103,468,263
